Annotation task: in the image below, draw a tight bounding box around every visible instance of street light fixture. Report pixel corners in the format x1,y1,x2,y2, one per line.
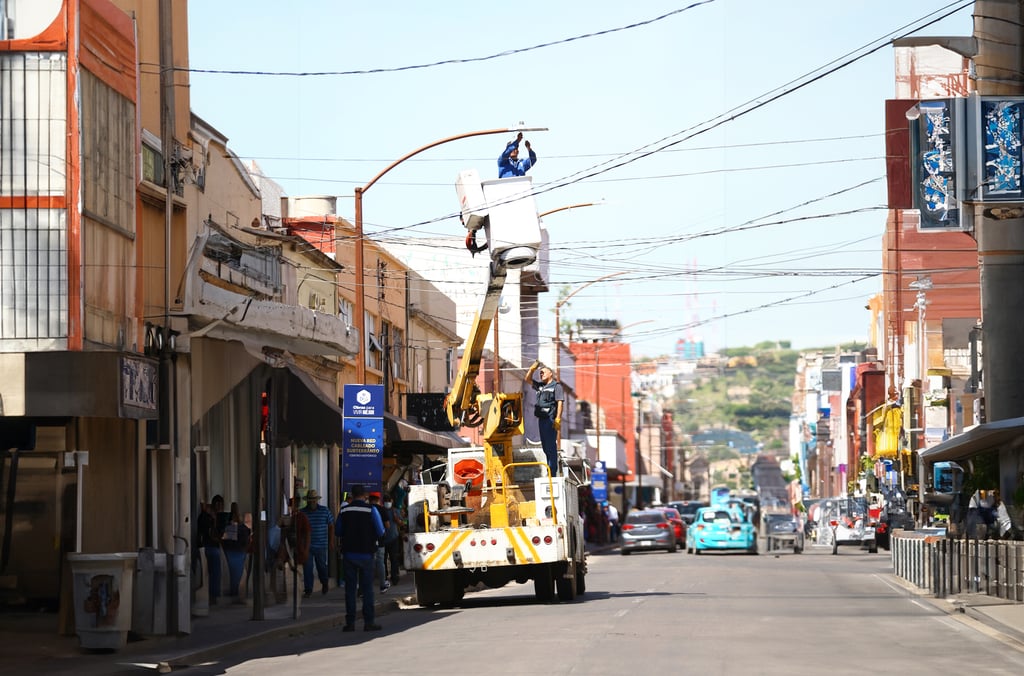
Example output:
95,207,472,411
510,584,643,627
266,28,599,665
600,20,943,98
352,125,547,384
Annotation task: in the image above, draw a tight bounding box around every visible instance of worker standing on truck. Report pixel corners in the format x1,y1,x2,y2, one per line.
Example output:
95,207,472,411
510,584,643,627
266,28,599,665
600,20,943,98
524,361,564,476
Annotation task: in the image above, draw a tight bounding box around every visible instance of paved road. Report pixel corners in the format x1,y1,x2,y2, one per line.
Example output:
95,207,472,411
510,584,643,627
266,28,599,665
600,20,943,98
173,545,1024,675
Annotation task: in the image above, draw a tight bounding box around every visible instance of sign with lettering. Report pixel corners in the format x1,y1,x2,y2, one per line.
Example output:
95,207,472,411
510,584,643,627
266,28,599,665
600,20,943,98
592,460,608,502
342,384,384,494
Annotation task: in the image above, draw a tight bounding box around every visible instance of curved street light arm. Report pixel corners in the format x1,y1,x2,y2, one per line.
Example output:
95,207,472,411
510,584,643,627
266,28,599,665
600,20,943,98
353,125,546,382
359,126,549,194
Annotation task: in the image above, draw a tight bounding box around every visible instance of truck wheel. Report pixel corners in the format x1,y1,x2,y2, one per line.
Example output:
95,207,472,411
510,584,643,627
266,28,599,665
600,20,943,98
556,570,577,602
868,542,878,554
533,566,554,601
575,570,586,596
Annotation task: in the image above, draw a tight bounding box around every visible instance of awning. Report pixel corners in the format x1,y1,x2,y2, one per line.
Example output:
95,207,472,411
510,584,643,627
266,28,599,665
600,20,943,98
918,416,1024,464
383,412,469,453
275,364,344,447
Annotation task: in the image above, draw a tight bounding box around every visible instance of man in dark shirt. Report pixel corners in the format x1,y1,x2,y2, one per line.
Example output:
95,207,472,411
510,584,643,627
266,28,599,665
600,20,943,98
335,484,385,632
524,361,564,476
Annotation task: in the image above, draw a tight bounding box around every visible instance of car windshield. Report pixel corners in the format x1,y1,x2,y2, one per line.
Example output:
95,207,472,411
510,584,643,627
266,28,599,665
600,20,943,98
701,510,733,523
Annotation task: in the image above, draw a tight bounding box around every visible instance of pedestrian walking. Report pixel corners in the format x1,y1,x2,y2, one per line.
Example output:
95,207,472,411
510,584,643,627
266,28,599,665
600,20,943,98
336,484,385,632
368,493,390,592
301,488,333,597
381,494,403,585
221,501,251,602
197,495,224,605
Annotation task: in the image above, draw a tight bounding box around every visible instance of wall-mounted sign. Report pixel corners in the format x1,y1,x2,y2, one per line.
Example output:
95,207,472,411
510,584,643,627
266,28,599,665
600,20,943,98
910,98,966,230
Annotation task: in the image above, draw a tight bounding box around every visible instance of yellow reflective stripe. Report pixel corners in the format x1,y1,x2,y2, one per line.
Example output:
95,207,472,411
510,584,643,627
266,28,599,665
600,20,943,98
423,530,473,570
506,527,541,563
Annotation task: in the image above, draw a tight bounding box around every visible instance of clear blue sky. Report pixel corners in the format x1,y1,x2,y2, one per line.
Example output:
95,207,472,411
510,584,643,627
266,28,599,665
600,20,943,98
187,0,974,358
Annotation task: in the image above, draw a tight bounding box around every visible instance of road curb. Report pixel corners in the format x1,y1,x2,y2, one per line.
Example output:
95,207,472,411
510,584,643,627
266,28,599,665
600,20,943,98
162,596,404,668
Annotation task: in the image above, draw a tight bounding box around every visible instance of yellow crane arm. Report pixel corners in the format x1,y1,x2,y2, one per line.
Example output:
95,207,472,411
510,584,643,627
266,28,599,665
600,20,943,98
445,260,508,427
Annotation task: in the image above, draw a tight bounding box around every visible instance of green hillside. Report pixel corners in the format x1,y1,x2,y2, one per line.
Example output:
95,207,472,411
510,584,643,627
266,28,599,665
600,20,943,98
667,340,867,454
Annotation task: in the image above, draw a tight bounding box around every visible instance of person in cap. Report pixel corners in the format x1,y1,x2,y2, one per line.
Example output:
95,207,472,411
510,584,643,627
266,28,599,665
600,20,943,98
336,484,386,632
301,488,333,597
524,360,564,476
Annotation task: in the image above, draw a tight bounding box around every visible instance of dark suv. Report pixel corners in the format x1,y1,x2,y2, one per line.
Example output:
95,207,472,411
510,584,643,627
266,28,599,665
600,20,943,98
667,500,706,525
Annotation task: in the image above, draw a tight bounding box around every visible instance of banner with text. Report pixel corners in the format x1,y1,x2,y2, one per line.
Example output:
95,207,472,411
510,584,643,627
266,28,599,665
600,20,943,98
342,384,384,495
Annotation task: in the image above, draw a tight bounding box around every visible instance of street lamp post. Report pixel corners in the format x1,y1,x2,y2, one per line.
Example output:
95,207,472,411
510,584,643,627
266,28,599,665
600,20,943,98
352,126,546,384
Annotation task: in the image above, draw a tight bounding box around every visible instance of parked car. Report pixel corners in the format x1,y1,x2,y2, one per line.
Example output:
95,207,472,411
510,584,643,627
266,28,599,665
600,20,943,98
620,509,678,554
763,512,804,554
667,500,705,525
658,507,688,546
686,507,758,555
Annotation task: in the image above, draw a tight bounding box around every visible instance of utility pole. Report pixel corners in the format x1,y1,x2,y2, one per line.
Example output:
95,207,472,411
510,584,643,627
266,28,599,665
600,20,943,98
972,1,1024,504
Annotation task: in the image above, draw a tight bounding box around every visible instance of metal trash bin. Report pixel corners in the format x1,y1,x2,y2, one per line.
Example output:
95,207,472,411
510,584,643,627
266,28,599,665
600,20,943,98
67,552,139,650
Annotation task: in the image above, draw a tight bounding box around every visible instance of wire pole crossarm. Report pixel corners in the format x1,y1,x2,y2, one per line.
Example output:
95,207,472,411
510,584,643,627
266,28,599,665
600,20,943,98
352,126,546,383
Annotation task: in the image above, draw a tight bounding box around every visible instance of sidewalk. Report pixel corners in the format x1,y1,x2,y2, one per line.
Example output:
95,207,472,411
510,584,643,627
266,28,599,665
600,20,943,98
887,575,1024,647
1,541,619,675
0,571,416,676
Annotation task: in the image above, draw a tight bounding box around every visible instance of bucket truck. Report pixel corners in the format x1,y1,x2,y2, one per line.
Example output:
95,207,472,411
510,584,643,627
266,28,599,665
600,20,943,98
403,170,587,606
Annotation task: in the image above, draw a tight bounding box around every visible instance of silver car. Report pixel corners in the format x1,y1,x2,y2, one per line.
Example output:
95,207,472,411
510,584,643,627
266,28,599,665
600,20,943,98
620,509,678,554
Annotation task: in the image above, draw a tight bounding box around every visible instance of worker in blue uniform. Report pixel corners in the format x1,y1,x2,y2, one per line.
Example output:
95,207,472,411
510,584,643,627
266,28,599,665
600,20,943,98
498,132,537,178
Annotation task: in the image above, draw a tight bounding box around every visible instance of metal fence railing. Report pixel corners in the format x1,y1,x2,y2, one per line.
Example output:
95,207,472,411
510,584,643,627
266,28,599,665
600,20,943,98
891,531,1024,602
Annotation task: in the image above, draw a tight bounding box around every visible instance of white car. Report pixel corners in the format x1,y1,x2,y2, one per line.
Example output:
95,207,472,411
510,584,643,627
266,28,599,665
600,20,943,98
818,498,877,554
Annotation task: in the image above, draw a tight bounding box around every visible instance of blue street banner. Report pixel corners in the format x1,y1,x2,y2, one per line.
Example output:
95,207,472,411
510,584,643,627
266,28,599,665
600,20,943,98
342,384,384,494
592,460,608,503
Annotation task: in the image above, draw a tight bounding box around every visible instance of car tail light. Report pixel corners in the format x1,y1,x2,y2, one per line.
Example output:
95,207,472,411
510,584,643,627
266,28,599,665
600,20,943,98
829,520,838,527
532,536,541,544
413,543,424,553
622,524,635,531
543,535,553,544
657,523,670,530
696,524,705,531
